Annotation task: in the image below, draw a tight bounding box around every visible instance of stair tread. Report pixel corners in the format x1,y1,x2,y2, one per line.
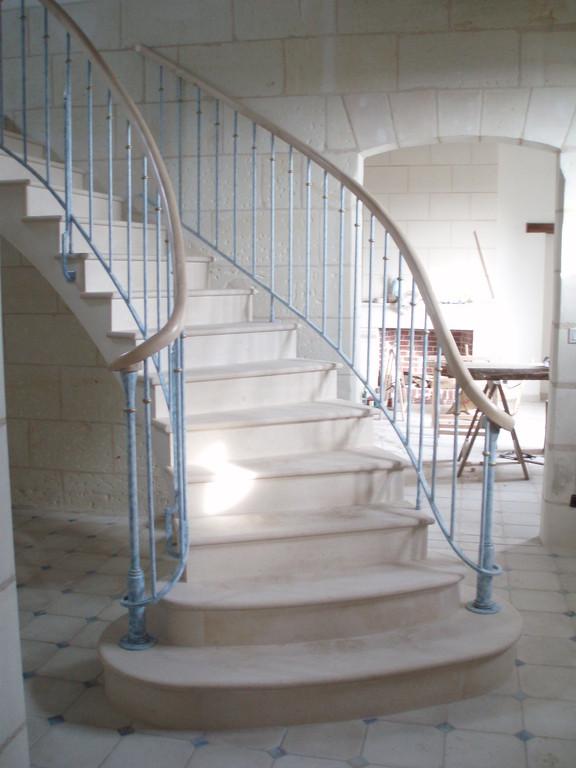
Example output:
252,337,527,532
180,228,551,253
0,175,123,202
164,558,464,611
59,251,212,264
164,358,341,384
100,595,522,688
186,447,407,480
155,399,371,432
182,321,298,335
108,320,297,340
84,286,255,299
185,504,433,546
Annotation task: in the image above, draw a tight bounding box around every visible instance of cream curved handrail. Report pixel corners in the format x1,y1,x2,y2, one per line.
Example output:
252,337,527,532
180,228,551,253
137,44,513,433
39,1,187,373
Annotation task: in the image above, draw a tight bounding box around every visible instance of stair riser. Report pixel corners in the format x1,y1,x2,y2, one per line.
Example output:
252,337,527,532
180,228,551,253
108,292,253,331
81,258,210,294
183,327,298,366
187,465,405,518
85,222,163,255
152,367,338,419
173,413,373,464
0,153,89,196
101,642,517,730
25,183,123,220
156,582,461,647
184,519,424,582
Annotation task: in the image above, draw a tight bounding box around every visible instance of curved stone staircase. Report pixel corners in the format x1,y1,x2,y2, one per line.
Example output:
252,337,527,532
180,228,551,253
0,134,522,730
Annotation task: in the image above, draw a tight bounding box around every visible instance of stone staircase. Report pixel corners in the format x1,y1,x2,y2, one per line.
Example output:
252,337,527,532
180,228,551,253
0,136,522,730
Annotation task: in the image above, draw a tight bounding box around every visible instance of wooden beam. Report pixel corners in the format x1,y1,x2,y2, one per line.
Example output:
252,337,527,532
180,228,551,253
526,223,555,234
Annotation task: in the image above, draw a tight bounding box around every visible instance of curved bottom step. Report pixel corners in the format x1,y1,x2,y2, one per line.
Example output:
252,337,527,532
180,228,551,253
99,591,522,730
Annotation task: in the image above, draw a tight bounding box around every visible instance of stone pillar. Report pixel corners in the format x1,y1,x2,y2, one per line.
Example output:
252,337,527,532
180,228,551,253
0,245,29,766
540,151,576,548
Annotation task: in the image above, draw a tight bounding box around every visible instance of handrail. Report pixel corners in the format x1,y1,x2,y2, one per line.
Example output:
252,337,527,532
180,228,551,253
137,44,513,433
38,3,187,373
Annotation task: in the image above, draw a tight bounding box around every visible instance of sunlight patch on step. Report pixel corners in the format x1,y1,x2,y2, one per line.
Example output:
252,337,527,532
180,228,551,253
197,443,256,515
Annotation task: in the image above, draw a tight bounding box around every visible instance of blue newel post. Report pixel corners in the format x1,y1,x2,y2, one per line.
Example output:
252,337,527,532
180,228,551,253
467,419,502,615
119,368,156,650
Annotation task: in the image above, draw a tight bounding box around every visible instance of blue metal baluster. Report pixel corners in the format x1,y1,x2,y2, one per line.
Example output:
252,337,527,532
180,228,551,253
351,196,361,366
143,356,157,600
288,146,294,305
157,64,163,149
467,419,501,614
166,237,172,333
450,383,461,540
416,317,429,511
19,0,27,162
338,184,345,353
305,158,311,320
406,278,418,440
155,190,162,345
119,368,156,650
176,334,188,553
61,32,75,282
269,133,275,321
196,87,201,234
322,171,328,333
177,76,183,217
233,111,238,263
214,98,220,249
430,345,442,501
0,2,4,145
106,89,114,270
366,214,375,390
379,231,390,409
170,338,182,546
43,8,51,184
86,60,94,241
126,121,132,300
251,122,257,275
155,68,163,348
142,157,149,336
393,255,403,419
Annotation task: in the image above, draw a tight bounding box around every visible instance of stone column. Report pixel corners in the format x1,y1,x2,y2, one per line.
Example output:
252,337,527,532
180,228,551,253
541,151,576,548
0,244,29,767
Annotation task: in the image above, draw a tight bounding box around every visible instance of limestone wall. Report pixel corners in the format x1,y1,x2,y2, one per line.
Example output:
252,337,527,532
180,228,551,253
0,238,168,516
0,241,29,768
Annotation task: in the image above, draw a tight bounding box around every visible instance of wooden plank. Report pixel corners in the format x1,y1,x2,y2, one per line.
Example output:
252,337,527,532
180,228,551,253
526,223,554,234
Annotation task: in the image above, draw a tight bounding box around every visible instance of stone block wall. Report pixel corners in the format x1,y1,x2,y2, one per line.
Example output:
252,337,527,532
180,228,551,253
0,240,29,768
0,239,168,516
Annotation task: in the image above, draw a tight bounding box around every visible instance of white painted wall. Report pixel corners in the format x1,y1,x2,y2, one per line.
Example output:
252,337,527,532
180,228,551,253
363,142,557,398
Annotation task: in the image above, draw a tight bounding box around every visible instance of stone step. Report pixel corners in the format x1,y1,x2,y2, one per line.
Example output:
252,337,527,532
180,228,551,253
86,286,255,332
182,504,432,581
149,358,339,419
154,400,374,465
99,594,522,730
24,178,124,220
155,557,465,647
185,448,407,517
0,143,86,188
181,321,299,365
77,252,212,294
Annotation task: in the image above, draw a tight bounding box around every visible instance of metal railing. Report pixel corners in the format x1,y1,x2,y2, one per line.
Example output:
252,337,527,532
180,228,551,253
0,1,188,647
137,45,515,613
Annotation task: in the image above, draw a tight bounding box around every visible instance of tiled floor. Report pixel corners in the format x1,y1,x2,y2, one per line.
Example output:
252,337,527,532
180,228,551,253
13,402,576,768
